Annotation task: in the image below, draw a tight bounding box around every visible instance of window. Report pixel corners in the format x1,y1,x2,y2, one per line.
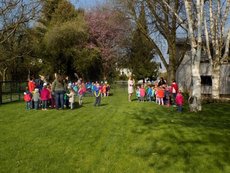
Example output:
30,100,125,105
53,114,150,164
200,76,212,86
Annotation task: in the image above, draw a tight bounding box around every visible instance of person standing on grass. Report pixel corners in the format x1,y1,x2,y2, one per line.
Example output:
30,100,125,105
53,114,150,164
47,83,55,109
102,83,107,97
175,90,184,113
157,86,165,105
146,85,153,102
24,87,32,110
28,77,36,93
94,83,101,106
41,83,50,110
78,84,84,106
32,88,40,110
171,79,178,105
136,86,141,102
139,84,146,102
128,76,135,102
51,74,66,110
158,77,166,87
67,88,76,110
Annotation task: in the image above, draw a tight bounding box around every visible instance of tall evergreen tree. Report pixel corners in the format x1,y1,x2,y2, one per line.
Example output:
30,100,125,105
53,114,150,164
129,3,158,80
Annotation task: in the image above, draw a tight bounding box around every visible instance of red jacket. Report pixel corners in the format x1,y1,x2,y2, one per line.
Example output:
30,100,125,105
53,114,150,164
157,89,165,98
40,88,50,101
28,81,36,93
171,82,178,93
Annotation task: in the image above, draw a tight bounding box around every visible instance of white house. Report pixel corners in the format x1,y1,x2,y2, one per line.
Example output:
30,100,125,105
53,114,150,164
176,40,230,97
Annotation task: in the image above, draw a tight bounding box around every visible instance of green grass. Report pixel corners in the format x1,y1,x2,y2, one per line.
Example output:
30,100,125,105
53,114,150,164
0,89,230,173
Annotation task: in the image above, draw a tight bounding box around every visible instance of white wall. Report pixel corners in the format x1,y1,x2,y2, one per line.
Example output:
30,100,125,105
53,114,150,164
176,52,230,95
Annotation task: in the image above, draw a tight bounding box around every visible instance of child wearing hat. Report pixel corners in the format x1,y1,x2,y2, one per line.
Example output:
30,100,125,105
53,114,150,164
32,88,40,110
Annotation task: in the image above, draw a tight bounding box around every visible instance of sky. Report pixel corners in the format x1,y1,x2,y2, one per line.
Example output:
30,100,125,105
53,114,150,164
70,0,107,9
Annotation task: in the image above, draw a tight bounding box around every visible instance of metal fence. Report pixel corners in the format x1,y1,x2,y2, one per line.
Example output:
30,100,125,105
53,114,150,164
111,81,128,93
0,81,27,104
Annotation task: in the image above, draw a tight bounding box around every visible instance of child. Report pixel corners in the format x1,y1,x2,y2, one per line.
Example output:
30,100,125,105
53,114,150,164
151,86,155,101
164,85,170,106
64,89,70,109
78,84,84,106
106,83,110,96
139,84,146,102
24,87,32,110
171,80,178,105
175,90,184,112
67,88,76,109
32,88,40,110
102,84,107,97
73,83,79,93
146,85,152,102
94,83,101,106
136,86,140,102
40,83,50,110
157,86,165,105
47,84,55,109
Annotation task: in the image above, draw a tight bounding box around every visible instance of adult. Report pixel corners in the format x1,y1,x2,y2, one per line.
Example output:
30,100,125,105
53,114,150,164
128,76,135,102
158,77,166,86
51,74,66,110
28,77,36,93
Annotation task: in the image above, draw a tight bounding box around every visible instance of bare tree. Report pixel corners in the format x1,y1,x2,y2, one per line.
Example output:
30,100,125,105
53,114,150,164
163,0,204,111
204,0,230,99
0,0,40,63
114,0,187,82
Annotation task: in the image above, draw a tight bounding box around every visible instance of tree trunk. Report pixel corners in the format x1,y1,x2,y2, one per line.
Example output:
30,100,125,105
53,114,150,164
212,64,220,99
167,43,177,83
2,67,8,81
185,0,203,112
190,58,202,112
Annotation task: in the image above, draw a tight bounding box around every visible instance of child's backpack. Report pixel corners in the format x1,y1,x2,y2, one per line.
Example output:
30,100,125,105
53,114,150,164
73,86,78,93
24,93,32,102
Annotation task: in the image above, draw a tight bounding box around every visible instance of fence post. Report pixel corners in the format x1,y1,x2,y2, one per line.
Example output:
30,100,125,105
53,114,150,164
10,82,12,102
0,82,2,104
18,82,21,101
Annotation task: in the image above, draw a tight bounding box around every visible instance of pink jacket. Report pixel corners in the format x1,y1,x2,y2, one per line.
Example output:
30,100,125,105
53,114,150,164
78,88,84,95
175,93,184,105
41,88,50,101
140,88,145,97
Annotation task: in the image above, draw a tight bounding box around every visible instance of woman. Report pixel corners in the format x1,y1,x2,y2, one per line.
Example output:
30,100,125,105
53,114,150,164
51,74,66,110
158,77,166,86
128,76,135,102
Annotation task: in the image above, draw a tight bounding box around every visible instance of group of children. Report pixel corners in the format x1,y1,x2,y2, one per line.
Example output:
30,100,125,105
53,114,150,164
24,83,51,110
24,77,111,110
135,80,184,112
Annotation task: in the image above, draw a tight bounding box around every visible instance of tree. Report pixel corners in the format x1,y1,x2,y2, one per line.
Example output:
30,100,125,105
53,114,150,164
203,0,230,99
162,0,204,111
85,6,131,79
114,0,187,82
129,3,158,80
184,0,204,111
0,28,38,81
33,0,94,79
0,0,40,80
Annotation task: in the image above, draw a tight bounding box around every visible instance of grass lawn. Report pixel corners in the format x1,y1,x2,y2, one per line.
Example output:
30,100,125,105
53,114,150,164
0,89,230,173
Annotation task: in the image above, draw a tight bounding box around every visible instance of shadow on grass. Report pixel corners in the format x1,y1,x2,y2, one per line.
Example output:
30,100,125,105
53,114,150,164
128,103,230,173
99,103,108,107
